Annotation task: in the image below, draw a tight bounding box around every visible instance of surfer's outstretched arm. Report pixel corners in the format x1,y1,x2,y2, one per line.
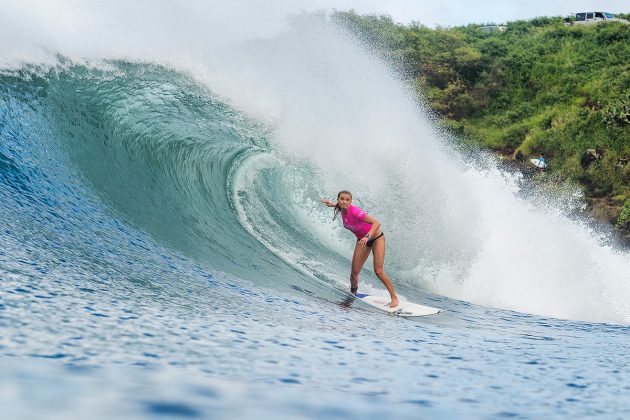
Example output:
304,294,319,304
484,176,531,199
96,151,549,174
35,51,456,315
320,199,336,208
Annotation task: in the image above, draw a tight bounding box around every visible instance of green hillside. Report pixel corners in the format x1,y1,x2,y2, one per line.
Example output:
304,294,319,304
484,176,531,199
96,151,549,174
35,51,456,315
333,11,630,231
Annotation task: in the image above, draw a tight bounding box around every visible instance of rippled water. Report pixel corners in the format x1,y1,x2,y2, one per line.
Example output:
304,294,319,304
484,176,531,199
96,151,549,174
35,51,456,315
3,248,629,418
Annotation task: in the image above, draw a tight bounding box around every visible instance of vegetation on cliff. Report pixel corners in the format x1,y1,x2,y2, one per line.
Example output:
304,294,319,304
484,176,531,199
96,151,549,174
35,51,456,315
333,11,630,229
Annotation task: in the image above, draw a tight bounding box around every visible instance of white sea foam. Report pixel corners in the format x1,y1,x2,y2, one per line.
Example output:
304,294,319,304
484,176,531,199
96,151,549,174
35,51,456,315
216,16,630,324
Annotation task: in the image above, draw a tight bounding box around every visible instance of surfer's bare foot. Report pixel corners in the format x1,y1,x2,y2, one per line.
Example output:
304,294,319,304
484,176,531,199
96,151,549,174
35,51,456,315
389,296,399,308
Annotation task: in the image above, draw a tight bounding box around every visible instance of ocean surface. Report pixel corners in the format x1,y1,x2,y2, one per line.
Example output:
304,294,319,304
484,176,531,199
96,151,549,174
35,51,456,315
1,6,630,419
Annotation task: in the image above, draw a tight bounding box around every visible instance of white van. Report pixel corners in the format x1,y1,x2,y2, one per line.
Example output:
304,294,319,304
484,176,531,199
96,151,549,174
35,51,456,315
572,12,629,25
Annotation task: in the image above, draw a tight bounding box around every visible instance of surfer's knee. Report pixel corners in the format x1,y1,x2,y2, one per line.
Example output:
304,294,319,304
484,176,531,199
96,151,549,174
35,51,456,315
374,267,386,278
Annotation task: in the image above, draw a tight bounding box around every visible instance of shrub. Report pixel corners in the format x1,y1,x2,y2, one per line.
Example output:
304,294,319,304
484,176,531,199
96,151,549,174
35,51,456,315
616,199,630,229
601,93,630,126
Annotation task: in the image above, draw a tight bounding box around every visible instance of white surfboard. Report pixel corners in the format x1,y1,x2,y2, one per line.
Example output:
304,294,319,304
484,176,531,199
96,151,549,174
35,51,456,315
530,158,547,169
354,293,442,317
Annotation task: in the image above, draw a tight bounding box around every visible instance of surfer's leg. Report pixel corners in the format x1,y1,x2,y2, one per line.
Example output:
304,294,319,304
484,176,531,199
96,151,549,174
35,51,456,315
371,237,398,308
350,242,370,294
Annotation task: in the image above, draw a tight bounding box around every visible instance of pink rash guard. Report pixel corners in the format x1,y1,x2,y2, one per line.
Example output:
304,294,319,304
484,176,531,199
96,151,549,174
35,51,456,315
341,204,371,239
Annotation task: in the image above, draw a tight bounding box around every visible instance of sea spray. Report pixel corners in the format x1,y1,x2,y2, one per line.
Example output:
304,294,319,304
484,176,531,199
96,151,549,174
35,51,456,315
216,15,630,323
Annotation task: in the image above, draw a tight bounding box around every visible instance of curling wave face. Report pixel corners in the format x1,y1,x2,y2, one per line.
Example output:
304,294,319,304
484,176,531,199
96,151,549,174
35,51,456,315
3,55,630,327
0,63,343,289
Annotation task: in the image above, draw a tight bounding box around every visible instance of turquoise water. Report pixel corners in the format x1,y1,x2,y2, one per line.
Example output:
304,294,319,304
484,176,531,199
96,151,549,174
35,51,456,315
1,61,630,419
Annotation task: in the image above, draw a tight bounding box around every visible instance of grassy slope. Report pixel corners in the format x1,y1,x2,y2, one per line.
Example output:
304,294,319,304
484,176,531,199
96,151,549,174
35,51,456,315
334,12,630,228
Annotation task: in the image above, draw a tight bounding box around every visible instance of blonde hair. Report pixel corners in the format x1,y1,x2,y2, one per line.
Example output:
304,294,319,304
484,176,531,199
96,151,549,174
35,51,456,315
333,190,352,221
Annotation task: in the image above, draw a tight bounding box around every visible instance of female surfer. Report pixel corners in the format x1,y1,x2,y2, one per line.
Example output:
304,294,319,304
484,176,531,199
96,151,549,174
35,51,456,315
321,190,399,308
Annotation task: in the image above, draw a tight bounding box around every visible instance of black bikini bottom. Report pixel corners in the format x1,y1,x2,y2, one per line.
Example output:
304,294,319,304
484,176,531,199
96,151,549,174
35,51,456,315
365,232,384,247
